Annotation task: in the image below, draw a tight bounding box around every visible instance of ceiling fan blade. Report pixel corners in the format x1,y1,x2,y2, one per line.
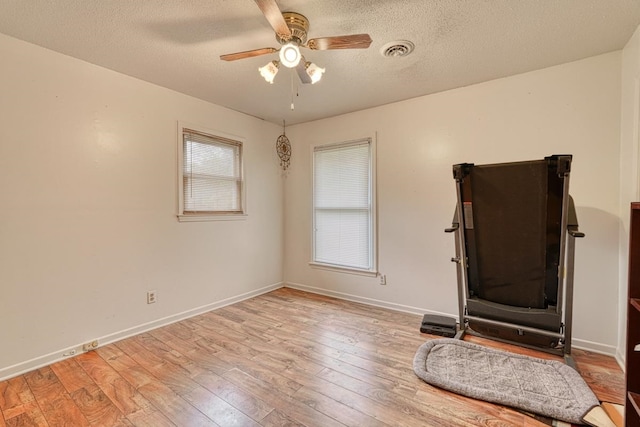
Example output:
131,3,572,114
220,47,277,61
296,60,312,84
307,34,372,50
254,0,292,40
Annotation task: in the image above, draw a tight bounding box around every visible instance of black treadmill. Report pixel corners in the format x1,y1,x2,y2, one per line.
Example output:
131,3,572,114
446,155,584,364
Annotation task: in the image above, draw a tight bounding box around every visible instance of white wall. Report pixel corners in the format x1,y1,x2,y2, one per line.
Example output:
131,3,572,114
284,52,622,355
619,24,640,363
0,33,283,379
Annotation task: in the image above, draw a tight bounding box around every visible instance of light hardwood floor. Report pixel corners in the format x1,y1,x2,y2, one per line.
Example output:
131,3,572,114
0,288,625,426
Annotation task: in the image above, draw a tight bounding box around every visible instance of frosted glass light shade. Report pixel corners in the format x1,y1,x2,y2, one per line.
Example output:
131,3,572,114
306,62,325,84
258,61,279,84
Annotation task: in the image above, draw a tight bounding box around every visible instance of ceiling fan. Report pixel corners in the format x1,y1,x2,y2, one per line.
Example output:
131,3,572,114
220,0,372,84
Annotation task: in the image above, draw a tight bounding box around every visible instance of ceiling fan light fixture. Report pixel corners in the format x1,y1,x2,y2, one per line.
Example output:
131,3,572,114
306,62,325,84
279,42,301,68
259,60,279,84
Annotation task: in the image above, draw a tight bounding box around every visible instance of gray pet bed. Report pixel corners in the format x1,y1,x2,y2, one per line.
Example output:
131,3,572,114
413,339,599,424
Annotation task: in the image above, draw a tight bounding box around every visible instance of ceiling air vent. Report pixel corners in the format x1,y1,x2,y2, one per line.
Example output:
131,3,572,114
380,40,415,58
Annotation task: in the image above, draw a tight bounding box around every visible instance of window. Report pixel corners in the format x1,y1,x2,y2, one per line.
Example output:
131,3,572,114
178,124,245,221
312,138,376,273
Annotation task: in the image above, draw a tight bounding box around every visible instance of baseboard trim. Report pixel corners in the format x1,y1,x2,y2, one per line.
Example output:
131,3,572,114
284,281,454,319
570,338,617,357
615,349,626,372
0,282,284,382
284,281,619,358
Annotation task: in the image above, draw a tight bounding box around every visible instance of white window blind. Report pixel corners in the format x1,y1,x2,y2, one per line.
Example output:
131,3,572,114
182,128,243,214
313,139,374,271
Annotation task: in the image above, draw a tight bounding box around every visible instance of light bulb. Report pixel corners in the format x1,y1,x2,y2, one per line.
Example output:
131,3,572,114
279,42,301,68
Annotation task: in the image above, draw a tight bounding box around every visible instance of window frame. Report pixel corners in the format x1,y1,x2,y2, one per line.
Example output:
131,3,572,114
177,121,247,222
310,136,378,276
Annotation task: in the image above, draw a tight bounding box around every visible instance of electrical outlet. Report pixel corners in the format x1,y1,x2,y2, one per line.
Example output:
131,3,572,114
82,340,98,352
147,290,157,304
380,274,387,285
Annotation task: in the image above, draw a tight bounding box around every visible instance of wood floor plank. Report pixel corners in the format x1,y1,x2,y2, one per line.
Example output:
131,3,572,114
182,385,261,427
125,409,176,427
115,338,201,396
75,350,150,417
222,368,344,427
573,350,625,404
219,305,284,333
316,366,479,427
1,402,47,427
70,384,132,426
115,365,216,426
264,347,446,426
199,311,276,345
0,376,38,420
184,318,262,360
135,380,217,427
283,340,418,400
214,351,305,398
163,321,199,341
132,333,206,379
148,328,233,376
305,368,455,427
24,366,90,427
135,334,207,380
292,386,389,427
50,358,94,394
5,412,47,427
237,298,320,329
336,346,419,385
258,409,304,427
413,386,542,426
0,287,625,426
51,352,132,426
193,371,274,423
95,345,140,371
0,377,49,427
197,320,326,385
94,348,191,426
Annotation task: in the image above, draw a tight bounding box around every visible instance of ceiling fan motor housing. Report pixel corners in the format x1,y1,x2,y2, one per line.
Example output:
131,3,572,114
277,12,309,45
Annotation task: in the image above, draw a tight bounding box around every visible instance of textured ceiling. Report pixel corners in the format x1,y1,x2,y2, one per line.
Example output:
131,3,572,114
0,1,638,125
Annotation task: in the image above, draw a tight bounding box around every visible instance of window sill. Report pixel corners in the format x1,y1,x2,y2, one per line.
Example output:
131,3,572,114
177,213,247,222
309,262,378,277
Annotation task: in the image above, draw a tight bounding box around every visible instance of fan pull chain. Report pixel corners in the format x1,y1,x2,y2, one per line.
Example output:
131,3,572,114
290,71,295,110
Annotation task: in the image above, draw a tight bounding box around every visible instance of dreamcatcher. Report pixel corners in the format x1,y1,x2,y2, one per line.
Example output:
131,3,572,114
276,120,291,170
